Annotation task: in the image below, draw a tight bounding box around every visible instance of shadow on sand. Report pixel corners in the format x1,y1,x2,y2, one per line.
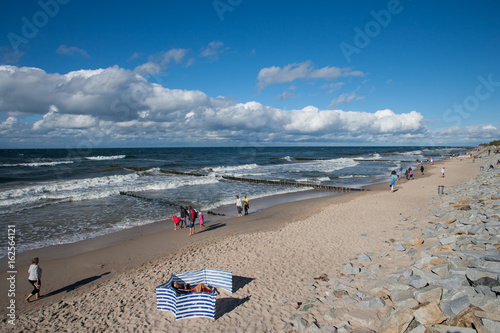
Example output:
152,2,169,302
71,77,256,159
45,272,110,298
213,275,254,319
197,222,226,234
215,296,250,319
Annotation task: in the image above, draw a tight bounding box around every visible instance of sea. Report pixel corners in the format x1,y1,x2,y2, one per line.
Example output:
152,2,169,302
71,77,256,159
0,146,470,257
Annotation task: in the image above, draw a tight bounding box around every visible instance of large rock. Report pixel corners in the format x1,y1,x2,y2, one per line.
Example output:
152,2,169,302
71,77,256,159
342,308,381,330
412,302,447,325
440,296,470,319
359,297,385,309
431,264,449,277
432,274,470,291
390,290,419,310
482,318,500,332
447,305,489,333
413,285,443,303
378,308,414,333
431,325,477,333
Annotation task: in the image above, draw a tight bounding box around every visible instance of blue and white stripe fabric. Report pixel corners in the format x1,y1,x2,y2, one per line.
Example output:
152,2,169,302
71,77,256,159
156,268,232,320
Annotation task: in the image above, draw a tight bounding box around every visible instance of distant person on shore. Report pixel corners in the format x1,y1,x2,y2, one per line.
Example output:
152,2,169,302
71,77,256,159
390,178,396,192
198,211,205,230
188,205,197,236
430,157,434,164
409,167,414,180
25,257,42,303
441,167,445,178
171,216,181,230
236,195,243,217
180,206,188,228
420,165,424,175
244,195,249,215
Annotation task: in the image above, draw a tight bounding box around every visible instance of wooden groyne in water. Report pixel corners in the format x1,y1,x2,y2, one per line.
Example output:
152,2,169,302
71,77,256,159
119,166,367,192
119,191,180,206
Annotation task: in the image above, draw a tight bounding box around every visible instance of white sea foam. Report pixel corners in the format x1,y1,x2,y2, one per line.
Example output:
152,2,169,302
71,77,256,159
207,163,259,173
398,150,424,156
355,153,381,160
338,175,370,179
296,176,330,182
0,171,220,211
85,155,126,161
0,161,74,167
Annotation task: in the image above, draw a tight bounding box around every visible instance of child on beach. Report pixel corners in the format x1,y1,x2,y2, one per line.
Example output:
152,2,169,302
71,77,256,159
390,178,396,192
198,211,204,230
171,216,181,230
441,167,445,178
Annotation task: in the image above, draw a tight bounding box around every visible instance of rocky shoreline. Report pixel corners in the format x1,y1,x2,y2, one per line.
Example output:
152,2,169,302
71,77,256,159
285,150,500,332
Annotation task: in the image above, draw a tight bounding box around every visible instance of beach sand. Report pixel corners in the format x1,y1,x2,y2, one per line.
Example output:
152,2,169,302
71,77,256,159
1,153,484,331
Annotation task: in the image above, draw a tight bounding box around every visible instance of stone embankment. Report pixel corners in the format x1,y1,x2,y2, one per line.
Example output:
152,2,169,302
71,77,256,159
285,152,500,332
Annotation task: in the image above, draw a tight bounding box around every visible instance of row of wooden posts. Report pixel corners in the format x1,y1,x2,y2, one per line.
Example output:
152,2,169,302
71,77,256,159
120,166,367,193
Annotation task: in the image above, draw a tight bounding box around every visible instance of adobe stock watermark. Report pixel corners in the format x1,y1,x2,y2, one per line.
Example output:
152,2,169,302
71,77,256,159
339,0,406,64
7,0,71,52
443,74,499,126
213,0,243,21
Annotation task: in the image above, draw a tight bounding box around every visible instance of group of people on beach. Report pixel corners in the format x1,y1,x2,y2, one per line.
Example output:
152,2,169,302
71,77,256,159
170,195,250,236
171,205,204,236
235,195,249,217
390,159,439,192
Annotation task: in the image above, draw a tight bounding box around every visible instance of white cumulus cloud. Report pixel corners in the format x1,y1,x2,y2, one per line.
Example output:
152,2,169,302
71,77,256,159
256,61,364,91
1,64,480,147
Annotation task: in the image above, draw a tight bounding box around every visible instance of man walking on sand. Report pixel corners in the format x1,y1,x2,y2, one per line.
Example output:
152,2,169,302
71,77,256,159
441,167,445,178
236,195,243,217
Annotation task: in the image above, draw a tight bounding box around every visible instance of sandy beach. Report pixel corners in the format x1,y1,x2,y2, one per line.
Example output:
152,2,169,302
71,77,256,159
1,150,490,332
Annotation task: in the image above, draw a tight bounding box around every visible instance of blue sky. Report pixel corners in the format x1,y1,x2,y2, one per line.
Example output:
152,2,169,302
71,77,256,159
0,0,499,148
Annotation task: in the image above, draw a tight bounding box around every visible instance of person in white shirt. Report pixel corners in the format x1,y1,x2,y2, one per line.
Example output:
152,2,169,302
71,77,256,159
25,257,42,302
235,195,243,217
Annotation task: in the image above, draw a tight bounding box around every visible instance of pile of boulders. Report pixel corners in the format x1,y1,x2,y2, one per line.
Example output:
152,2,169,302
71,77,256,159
284,154,500,332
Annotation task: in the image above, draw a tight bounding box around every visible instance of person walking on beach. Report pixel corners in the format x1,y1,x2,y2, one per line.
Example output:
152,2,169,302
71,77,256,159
244,195,249,215
441,167,445,178
198,211,205,230
390,177,396,192
236,195,243,217
25,257,42,303
409,167,414,180
188,205,197,236
420,165,424,175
